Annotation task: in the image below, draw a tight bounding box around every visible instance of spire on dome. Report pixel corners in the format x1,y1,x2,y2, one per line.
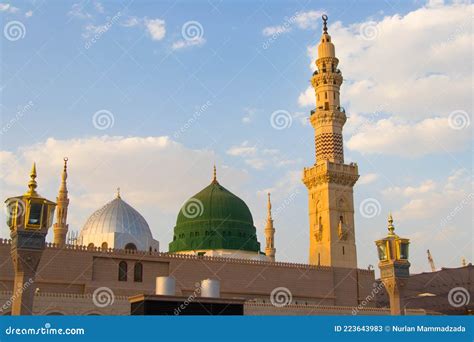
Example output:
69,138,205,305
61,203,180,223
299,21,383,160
116,187,121,199
212,165,218,184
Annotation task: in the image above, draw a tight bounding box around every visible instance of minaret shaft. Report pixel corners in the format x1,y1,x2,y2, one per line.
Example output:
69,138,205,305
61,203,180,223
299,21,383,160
265,193,276,261
302,16,359,268
53,158,69,246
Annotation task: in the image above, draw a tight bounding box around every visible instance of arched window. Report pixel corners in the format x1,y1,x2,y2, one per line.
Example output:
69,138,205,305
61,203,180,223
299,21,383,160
124,243,136,251
101,242,108,251
134,262,143,282
118,261,127,281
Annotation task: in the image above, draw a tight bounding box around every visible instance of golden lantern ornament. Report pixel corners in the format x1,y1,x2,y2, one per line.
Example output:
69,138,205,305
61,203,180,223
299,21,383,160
4,163,56,315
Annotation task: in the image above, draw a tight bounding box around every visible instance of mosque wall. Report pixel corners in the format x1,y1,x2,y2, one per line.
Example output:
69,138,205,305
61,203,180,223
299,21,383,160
0,240,377,313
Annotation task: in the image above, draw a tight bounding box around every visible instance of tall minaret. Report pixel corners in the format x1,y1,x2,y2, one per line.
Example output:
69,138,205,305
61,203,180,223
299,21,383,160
264,193,276,261
302,15,359,268
53,157,69,246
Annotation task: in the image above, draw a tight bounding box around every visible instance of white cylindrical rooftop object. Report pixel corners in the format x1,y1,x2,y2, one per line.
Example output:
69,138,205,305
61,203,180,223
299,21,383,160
155,276,176,296
200,279,220,298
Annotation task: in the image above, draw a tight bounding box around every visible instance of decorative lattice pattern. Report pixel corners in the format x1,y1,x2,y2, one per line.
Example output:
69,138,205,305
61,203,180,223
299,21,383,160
315,133,344,163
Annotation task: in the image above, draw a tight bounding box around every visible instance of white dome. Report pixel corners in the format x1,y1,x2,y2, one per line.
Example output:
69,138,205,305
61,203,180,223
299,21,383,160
79,195,159,251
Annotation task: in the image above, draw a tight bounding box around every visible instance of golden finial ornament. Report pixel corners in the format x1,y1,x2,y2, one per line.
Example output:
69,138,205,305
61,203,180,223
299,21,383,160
388,213,395,235
322,14,328,33
25,162,38,196
116,187,121,199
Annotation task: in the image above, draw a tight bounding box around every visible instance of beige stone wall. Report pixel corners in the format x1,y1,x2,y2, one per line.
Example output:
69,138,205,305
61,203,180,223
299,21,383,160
0,240,377,315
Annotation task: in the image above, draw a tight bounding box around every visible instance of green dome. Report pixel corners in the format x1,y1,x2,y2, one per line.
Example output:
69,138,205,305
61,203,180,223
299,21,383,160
169,179,261,253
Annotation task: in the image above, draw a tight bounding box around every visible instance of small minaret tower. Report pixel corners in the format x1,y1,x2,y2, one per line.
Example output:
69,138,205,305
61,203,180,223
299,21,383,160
53,158,69,246
302,15,359,268
265,193,276,261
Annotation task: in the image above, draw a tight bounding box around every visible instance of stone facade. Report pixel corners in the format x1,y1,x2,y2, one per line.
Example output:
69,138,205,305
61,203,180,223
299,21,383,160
0,239,383,315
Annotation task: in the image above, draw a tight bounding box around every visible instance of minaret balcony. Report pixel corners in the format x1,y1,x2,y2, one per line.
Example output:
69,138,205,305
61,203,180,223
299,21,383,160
302,160,359,188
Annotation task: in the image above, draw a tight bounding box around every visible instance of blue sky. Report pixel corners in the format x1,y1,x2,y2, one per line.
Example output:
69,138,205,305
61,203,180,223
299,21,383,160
0,0,472,275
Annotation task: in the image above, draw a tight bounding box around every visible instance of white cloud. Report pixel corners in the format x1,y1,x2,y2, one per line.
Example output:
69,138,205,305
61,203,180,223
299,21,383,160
0,136,250,242
383,180,436,197
93,1,104,14
262,25,290,37
68,3,92,19
25,10,33,17
241,107,258,124
145,18,166,41
172,37,205,50
297,86,314,107
262,10,324,37
0,3,19,13
226,141,257,157
346,117,471,157
82,23,108,39
358,173,379,185
385,169,472,222
294,10,324,30
121,16,140,27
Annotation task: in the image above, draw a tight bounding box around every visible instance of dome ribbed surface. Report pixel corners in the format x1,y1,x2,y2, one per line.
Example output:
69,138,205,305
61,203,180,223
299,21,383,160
169,181,261,253
80,197,152,239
